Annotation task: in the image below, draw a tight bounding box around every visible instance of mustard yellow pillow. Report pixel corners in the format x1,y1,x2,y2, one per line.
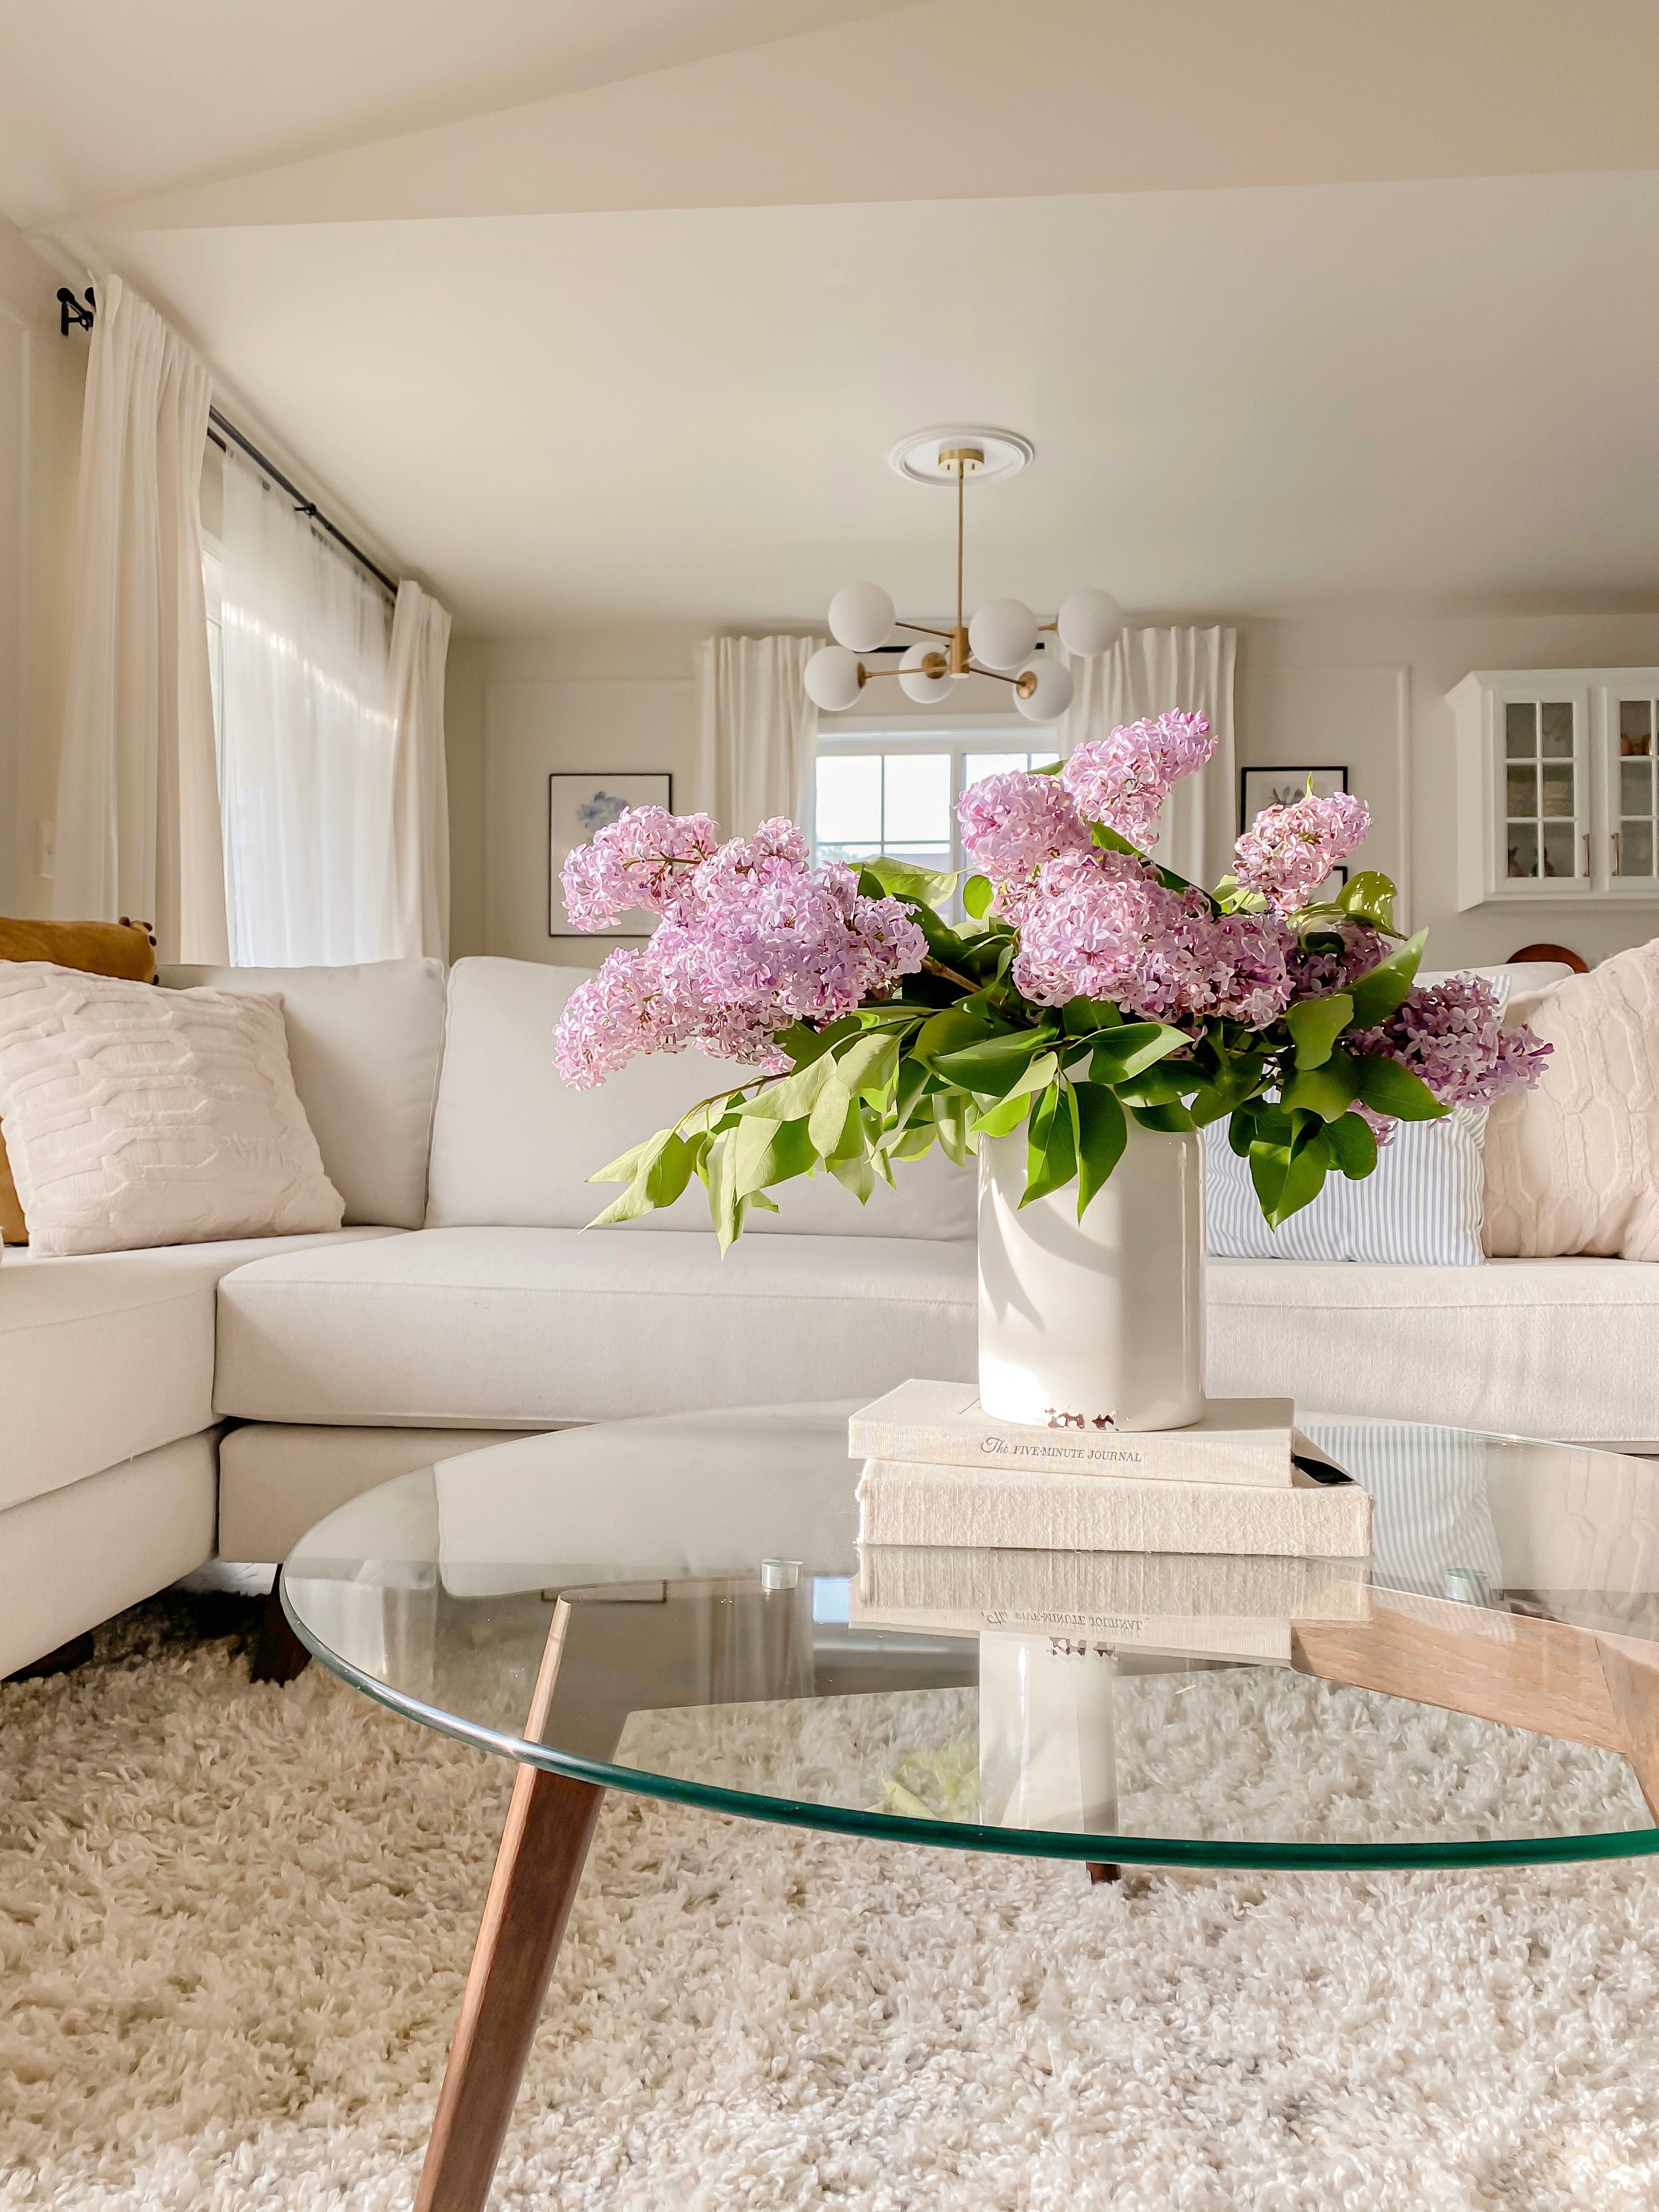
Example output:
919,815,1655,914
0,917,157,1243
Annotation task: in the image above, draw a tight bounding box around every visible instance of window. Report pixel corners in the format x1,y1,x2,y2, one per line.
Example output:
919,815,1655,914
815,735,1060,881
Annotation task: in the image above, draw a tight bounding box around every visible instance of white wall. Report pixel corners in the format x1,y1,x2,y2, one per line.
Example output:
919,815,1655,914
0,216,86,918
455,610,1659,978
445,627,707,968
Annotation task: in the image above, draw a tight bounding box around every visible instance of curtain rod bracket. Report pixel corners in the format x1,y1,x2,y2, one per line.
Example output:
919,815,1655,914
57,285,95,337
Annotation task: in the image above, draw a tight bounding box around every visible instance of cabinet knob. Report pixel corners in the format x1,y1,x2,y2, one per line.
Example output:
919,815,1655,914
1583,832,1592,877
1612,831,1622,877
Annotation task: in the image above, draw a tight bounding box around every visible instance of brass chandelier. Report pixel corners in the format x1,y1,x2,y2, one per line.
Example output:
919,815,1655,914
804,426,1123,724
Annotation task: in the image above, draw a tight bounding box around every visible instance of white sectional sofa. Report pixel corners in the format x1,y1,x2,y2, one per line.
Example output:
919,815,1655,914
4,952,1657,1678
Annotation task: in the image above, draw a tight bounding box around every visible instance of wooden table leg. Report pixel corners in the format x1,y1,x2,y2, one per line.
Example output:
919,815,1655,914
415,1761,603,2212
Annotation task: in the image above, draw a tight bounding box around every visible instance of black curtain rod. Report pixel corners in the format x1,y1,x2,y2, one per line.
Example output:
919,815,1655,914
206,410,399,600
57,285,399,602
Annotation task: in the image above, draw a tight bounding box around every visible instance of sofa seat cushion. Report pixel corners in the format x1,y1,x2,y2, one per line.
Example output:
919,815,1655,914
0,1228,401,1511
213,1226,978,1427
1209,1255,1659,1447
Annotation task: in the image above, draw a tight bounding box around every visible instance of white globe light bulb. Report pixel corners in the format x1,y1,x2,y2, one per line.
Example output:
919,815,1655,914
1056,589,1124,659
898,641,953,704
1014,655,1075,724
827,582,895,653
968,595,1039,672
804,644,865,714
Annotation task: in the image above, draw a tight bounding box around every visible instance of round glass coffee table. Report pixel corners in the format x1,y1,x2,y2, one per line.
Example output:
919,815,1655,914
284,1405,1659,2212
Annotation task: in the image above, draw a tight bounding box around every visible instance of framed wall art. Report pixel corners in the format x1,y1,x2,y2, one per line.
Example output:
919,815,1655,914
549,771,672,936
1239,764,1349,830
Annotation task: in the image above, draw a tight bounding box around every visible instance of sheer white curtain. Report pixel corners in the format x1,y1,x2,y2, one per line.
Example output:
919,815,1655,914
1060,625,1237,885
386,582,452,959
693,636,819,839
218,448,396,964
55,275,228,961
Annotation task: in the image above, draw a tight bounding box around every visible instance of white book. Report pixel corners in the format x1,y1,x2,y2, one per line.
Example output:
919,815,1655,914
852,1543,1371,1664
855,1455,1372,1560
848,1381,1308,1488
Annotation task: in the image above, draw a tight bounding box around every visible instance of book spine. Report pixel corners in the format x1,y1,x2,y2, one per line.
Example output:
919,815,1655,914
856,1461,1371,1559
847,1422,1291,1487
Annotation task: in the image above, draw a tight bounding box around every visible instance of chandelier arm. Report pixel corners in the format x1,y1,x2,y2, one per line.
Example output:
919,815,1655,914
891,620,955,642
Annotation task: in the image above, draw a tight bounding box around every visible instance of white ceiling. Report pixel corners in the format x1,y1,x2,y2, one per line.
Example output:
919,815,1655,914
8,0,1659,632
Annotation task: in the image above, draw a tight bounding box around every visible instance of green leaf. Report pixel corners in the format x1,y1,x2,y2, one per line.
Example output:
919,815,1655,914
1335,870,1398,931
1087,1022,1190,1086
962,873,994,920
1249,1122,1331,1227
584,1179,659,1227
827,1150,876,1202
1324,1110,1379,1180
1347,929,1428,1027
914,1005,1006,1062
1283,993,1353,1071
642,1132,695,1209
858,855,960,910
1022,1081,1077,1205
807,1076,853,1154
1072,1081,1127,1218
1351,1052,1447,1122
965,1050,1059,1138
933,1027,1056,1097
1063,995,1121,1036
1113,1062,1199,1109
836,1030,901,1103
884,1120,939,1161
1279,1049,1361,1122
733,1113,820,1200
1089,819,1149,861
746,1051,840,1124
586,1130,667,1187
1129,1100,1197,1133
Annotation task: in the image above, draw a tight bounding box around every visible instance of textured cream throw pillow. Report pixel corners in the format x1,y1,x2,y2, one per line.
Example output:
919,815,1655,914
1483,939,1659,1259
0,963,344,1257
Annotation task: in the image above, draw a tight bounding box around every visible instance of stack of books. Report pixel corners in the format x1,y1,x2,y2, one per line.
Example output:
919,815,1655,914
850,1381,1373,1561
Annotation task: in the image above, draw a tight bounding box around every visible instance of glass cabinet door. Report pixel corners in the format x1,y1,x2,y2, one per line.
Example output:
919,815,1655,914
1503,698,1581,883
1615,697,1657,881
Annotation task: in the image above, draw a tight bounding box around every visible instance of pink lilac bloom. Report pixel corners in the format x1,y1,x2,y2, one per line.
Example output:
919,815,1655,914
1353,973,1550,1110
553,809,927,1088
956,772,1093,922
1061,712,1216,852
1233,791,1372,914
560,805,722,930
1012,850,1209,1019
552,947,695,1088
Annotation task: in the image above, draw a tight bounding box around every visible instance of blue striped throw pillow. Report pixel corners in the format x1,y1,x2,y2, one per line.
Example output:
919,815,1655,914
1203,1108,1490,1264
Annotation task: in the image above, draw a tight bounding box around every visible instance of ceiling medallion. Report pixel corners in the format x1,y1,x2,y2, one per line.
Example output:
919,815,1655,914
805,427,1122,725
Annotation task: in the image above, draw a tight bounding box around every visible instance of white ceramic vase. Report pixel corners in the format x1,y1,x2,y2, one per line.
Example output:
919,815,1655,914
976,1120,1206,1434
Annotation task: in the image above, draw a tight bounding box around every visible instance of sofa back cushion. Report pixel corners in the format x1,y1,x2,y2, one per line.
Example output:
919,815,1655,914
426,957,977,1240
159,960,445,1229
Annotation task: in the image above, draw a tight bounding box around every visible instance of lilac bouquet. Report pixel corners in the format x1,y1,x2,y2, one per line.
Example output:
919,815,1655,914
555,714,1548,1243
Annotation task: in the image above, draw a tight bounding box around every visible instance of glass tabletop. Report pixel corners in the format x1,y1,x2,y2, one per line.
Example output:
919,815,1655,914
283,1404,1659,1871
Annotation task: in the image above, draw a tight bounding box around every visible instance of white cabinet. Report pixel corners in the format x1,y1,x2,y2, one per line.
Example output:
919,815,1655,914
1451,668,1659,911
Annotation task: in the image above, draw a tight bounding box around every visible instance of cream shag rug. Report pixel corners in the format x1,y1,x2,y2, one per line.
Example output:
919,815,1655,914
3,1597,1659,2212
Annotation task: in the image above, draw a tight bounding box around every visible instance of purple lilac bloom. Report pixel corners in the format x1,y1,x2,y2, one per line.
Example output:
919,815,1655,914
1013,849,1301,1026
553,809,926,1088
956,772,1093,922
1060,712,1216,852
560,805,722,930
1233,791,1372,914
1353,973,1550,1110
1286,918,1397,1001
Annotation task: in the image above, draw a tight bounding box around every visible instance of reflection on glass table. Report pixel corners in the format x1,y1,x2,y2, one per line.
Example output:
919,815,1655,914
286,1407,1659,1869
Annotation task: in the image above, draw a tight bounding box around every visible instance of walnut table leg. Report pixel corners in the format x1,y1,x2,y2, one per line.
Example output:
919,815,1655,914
415,1761,604,2212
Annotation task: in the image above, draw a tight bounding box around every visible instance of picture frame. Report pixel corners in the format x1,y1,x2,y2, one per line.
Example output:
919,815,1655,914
549,772,673,936
1239,764,1348,831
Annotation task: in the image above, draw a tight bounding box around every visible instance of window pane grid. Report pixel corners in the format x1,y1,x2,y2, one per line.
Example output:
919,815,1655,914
1503,699,1578,881
1618,699,1657,877
815,743,1063,887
